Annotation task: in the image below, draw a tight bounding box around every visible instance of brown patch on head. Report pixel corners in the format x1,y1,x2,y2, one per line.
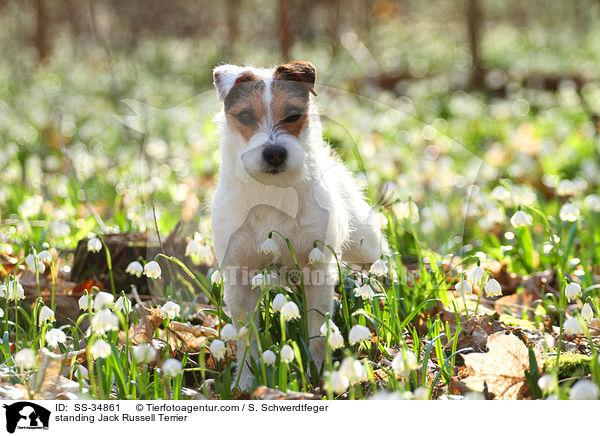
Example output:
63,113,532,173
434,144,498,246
271,61,317,138
223,73,266,141
273,61,317,96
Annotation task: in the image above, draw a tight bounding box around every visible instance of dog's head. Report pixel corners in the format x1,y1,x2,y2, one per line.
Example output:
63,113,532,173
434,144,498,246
213,61,317,184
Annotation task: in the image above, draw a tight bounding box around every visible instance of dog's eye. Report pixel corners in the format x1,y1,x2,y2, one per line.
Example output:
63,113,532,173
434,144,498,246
235,111,255,125
283,113,303,123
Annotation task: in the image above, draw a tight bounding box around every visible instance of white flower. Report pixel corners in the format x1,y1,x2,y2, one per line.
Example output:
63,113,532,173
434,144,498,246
391,349,419,375
45,328,67,348
78,293,90,311
368,211,388,229
0,283,6,298
125,261,143,278
354,283,374,300
210,269,224,285
308,247,326,264
87,237,102,253
76,365,89,380
394,201,419,223
144,261,162,279
185,238,214,262
569,380,598,400
510,210,533,227
563,316,585,335
557,179,582,197
413,387,429,400
0,308,4,317
565,282,582,302
455,278,473,295
196,244,213,262
237,326,249,340
280,345,294,363
559,203,580,222
272,293,287,312
251,274,264,289
537,374,553,393
467,266,485,285
584,194,600,212
251,272,278,290
115,295,132,313
370,259,388,276
93,292,114,311
484,279,502,297
348,324,371,345
38,306,55,324
258,237,278,255
186,233,212,261
91,309,120,335
133,343,157,363
26,253,45,274
210,339,226,360
280,301,300,321
89,339,112,359
6,280,25,301
160,301,180,320
582,303,594,323
320,320,340,336
220,323,237,341
262,350,276,365
339,357,366,383
38,250,52,264
162,358,183,376
329,370,349,394
14,348,36,369
491,185,511,202
328,331,345,350
185,239,202,257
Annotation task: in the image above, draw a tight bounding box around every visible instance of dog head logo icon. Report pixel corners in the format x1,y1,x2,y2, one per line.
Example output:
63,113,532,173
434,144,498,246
3,402,50,433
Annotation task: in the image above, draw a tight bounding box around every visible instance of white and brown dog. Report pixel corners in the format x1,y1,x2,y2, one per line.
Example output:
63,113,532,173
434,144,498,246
211,61,387,389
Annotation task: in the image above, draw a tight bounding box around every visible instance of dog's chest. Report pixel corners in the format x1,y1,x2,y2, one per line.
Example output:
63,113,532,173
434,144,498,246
213,176,341,268
247,197,328,257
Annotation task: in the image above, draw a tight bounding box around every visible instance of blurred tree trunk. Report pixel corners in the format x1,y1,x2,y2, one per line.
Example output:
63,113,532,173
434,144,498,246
467,0,485,88
328,0,341,57
278,0,292,61
35,0,49,62
64,0,84,37
225,0,240,59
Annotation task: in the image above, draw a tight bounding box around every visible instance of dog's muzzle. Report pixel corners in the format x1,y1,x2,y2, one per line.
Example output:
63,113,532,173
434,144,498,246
262,145,287,173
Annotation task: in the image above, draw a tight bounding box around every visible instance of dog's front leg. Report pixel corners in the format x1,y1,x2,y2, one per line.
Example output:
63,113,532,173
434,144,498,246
223,279,260,391
304,270,335,375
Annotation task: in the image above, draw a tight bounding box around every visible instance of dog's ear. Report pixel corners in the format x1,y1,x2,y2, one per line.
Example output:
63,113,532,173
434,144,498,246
274,61,317,96
213,64,256,101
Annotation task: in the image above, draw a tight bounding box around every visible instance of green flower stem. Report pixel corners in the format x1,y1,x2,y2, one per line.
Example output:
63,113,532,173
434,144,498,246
99,234,116,296
35,263,40,300
270,230,309,340
86,342,99,399
154,254,219,308
247,318,268,385
313,239,350,329
50,259,56,310
14,297,19,348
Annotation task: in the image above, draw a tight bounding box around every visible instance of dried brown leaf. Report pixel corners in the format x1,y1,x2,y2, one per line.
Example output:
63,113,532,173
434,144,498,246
119,307,164,345
462,332,542,400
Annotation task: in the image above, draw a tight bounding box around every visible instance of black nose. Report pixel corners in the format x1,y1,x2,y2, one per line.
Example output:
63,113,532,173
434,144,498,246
262,145,287,167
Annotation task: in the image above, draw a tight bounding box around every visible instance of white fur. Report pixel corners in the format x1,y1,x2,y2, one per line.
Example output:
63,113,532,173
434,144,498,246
211,64,387,390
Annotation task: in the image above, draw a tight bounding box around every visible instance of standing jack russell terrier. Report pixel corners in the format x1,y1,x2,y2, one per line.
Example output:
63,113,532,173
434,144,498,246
211,61,387,389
